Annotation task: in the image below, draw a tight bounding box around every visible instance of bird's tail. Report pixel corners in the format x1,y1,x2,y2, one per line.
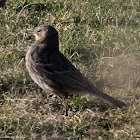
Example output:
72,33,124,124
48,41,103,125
87,86,126,108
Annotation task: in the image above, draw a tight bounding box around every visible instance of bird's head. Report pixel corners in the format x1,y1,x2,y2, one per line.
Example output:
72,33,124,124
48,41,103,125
26,25,59,48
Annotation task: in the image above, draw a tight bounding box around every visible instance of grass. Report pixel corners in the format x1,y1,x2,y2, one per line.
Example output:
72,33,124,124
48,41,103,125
0,0,140,139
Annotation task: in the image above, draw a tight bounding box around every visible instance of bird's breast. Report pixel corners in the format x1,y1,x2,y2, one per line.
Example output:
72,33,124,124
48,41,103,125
25,48,53,92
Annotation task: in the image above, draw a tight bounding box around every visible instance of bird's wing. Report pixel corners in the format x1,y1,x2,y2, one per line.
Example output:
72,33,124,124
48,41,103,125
32,50,91,93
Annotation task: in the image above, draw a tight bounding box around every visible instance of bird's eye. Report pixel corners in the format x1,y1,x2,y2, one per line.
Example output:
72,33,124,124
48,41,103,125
37,29,41,33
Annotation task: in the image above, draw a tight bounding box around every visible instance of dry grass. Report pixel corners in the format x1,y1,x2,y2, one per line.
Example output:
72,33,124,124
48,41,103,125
0,0,140,139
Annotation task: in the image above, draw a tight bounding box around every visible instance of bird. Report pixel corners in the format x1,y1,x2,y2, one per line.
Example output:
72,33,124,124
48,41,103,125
25,24,126,116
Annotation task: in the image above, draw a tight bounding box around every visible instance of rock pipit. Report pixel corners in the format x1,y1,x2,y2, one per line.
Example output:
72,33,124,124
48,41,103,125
26,25,126,115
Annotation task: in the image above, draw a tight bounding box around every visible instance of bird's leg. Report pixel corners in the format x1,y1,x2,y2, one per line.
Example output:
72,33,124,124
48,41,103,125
64,95,68,116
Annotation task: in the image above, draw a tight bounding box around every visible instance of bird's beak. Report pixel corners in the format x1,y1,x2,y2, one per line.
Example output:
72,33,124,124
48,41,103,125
25,30,34,35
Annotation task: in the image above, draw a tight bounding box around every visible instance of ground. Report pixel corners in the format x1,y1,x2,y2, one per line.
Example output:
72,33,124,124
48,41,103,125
0,0,140,139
